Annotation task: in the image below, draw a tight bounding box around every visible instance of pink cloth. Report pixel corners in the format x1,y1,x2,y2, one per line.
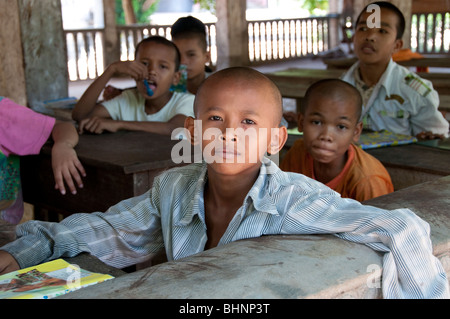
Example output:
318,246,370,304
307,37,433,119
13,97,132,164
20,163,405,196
0,97,55,157
0,97,55,224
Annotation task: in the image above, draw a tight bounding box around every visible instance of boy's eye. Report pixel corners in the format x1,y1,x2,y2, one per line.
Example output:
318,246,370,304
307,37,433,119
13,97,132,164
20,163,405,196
209,115,222,121
357,26,368,32
242,119,255,125
337,124,348,130
311,120,321,125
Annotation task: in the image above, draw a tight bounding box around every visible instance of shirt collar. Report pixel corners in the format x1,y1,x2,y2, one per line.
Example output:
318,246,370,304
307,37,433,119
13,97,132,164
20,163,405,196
350,58,396,94
376,58,396,95
245,158,281,216
176,158,281,226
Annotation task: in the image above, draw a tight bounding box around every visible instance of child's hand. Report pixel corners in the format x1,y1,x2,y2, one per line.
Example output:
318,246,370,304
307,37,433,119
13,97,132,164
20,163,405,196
51,142,86,195
78,117,121,135
0,251,20,275
415,131,445,140
108,61,148,81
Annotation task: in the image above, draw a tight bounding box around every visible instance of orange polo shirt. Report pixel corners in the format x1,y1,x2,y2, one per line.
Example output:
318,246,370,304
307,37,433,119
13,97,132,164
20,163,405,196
280,139,394,202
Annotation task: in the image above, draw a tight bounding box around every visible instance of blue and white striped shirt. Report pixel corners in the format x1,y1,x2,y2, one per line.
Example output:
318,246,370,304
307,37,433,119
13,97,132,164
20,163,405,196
1,159,449,298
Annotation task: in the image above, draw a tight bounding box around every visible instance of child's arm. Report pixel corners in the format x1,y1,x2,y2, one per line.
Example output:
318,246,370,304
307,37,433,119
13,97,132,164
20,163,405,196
51,121,86,195
0,251,20,275
0,189,164,272
72,61,148,122
283,189,449,298
409,86,449,139
78,114,187,135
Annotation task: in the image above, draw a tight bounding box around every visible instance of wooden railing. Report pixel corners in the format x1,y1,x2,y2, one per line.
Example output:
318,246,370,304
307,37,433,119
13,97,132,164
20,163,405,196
65,12,449,82
64,16,336,82
411,11,450,54
248,16,332,64
65,28,105,81
116,23,217,62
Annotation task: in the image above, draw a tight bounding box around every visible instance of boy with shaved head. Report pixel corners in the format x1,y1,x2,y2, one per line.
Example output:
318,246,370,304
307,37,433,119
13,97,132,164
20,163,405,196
281,79,393,202
0,67,448,299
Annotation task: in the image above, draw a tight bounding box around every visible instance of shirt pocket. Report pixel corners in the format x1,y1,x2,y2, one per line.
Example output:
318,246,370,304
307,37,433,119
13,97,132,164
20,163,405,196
378,98,410,120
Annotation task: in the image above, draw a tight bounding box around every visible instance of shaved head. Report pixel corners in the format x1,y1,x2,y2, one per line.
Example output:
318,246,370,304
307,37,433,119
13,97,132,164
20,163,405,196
302,79,363,121
195,67,283,126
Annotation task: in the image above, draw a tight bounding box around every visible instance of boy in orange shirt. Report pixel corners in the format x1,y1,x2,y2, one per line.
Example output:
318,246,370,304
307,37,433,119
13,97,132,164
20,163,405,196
280,79,393,201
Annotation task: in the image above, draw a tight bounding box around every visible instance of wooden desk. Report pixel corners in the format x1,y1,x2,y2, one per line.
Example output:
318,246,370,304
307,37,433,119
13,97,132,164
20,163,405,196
267,68,450,113
60,176,450,299
20,131,186,221
323,56,450,70
284,135,450,190
366,141,450,189
265,68,344,107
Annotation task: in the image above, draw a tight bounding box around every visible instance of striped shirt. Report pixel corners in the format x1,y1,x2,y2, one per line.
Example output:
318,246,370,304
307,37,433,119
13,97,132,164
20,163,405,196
1,159,448,298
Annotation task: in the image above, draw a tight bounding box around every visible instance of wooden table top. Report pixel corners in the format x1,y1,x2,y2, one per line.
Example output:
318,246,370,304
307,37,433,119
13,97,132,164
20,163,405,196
365,141,450,176
266,67,450,112
21,131,190,217
60,175,450,299
42,130,185,174
285,135,450,177
323,56,450,69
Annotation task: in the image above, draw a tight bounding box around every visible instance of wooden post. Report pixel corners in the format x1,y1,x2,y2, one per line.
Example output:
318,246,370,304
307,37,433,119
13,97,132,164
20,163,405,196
103,0,120,68
215,0,249,70
17,0,68,107
328,0,342,49
0,0,27,106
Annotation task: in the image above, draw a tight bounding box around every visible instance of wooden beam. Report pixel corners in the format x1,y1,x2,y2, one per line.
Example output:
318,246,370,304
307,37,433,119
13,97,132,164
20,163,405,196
0,0,27,105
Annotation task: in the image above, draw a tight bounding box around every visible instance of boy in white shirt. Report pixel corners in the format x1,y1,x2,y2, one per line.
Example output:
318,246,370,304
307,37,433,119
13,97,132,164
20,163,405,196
72,36,194,136
341,1,449,139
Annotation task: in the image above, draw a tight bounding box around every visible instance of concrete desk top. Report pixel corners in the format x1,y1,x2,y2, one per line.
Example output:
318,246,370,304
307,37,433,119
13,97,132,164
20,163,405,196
61,176,450,299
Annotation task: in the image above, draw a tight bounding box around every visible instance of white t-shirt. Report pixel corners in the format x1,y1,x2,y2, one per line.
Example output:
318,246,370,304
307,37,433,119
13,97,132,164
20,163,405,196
102,89,195,122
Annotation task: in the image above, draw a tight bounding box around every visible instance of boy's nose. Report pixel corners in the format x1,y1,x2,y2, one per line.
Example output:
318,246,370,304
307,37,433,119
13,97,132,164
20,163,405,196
220,132,237,142
365,30,377,41
180,55,188,65
319,127,333,141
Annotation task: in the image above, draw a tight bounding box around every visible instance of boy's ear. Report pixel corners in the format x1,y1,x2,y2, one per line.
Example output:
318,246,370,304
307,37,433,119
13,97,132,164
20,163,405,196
268,125,288,155
352,121,363,143
185,116,195,145
173,70,181,85
393,38,403,53
297,113,305,133
204,51,211,65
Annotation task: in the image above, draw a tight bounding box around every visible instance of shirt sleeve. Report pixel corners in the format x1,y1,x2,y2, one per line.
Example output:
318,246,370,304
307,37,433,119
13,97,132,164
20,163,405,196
169,92,195,118
0,189,164,270
410,89,449,137
351,175,394,202
0,98,55,156
101,89,140,121
282,188,449,298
